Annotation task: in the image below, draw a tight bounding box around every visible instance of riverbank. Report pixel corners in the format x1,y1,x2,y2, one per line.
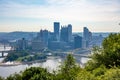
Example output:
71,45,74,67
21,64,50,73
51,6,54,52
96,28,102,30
0,56,61,66
0,59,46,67
0,61,21,66
0,57,62,78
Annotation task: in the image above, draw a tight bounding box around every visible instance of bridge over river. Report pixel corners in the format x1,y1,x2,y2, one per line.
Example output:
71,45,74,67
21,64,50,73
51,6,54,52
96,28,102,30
0,45,12,58
53,49,91,66
0,51,12,58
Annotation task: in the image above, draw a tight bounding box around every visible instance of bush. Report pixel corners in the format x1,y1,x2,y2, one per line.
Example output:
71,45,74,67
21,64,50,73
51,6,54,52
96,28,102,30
97,68,120,80
86,33,120,70
22,67,53,80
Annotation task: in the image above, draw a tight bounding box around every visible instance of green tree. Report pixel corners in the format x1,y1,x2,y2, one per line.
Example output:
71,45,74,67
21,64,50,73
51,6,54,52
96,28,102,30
22,67,53,80
0,76,4,80
102,33,120,67
96,68,120,80
6,73,22,80
85,33,120,70
56,54,80,80
4,51,29,62
76,69,95,80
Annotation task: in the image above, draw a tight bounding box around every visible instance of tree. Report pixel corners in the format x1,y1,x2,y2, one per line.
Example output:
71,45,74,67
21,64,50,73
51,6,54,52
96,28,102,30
56,54,80,80
4,50,29,62
22,67,53,80
85,33,120,70
102,33,120,67
76,69,95,80
6,73,22,80
0,76,4,80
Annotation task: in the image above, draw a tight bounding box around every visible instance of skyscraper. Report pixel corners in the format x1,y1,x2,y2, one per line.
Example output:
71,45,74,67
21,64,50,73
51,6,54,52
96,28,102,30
60,24,72,42
83,27,92,48
68,24,72,42
60,26,68,42
74,35,82,49
32,29,49,51
83,27,89,41
54,22,60,41
16,38,28,50
37,29,49,46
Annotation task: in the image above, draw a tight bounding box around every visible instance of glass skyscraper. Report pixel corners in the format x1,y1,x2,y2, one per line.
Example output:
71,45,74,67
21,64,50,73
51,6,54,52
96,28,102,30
54,22,60,41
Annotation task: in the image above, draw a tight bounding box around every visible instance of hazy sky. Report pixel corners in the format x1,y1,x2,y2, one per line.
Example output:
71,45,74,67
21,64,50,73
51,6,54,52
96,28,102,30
0,0,120,32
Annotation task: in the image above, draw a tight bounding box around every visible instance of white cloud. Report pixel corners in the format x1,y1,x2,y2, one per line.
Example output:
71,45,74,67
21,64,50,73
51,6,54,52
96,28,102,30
0,0,120,22
0,0,120,32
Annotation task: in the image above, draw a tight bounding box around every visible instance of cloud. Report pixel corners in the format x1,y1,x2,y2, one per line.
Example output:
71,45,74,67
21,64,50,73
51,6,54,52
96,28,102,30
0,0,120,22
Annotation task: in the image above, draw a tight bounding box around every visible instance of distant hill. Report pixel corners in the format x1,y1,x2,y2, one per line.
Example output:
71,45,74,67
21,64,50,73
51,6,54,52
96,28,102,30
0,31,112,42
0,32,37,41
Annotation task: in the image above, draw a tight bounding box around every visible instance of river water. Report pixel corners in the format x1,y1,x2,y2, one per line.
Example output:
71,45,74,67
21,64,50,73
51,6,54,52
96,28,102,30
0,57,61,78
0,46,89,78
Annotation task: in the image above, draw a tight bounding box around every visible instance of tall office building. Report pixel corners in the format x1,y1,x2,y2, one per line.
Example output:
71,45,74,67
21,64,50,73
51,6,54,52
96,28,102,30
83,27,92,48
32,29,49,51
54,22,60,41
83,27,89,41
60,24,72,42
32,39,46,51
37,29,49,46
74,35,82,49
16,38,28,50
68,24,72,42
60,26,68,42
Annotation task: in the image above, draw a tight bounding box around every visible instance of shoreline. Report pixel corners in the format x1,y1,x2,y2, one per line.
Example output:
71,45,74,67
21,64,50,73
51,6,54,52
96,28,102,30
0,56,62,67
0,59,47,67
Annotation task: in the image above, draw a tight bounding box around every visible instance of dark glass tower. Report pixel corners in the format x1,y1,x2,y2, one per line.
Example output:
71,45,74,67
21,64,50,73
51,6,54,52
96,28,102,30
74,35,82,49
54,22,60,41
83,27,92,48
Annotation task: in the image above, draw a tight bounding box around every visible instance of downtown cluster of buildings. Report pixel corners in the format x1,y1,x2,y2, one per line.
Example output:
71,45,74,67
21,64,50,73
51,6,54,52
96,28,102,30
15,22,100,51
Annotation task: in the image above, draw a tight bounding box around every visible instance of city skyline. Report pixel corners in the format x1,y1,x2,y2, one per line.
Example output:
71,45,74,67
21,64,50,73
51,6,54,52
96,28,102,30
0,0,120,32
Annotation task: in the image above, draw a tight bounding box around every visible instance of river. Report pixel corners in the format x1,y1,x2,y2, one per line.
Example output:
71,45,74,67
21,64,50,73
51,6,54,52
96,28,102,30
0,45,89,78
0,57,61,78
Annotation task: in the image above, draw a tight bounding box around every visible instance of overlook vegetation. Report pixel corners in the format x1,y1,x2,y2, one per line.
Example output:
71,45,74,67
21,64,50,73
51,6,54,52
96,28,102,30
4,50,30,62
3,51,47,62
0,33,120,80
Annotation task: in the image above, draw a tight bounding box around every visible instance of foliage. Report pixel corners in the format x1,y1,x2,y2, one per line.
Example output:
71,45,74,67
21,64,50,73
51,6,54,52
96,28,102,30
86,33,120,70
102,33,120,67
4,50,47,62
92,65,107,77
0,77,4,80
56,54,81,80
22,67,53,80
6,73,22,80
76,67,120,80
100,68,120,80
17,53,47,62
4,51,29,62
76,69,95,80
76,65,107,80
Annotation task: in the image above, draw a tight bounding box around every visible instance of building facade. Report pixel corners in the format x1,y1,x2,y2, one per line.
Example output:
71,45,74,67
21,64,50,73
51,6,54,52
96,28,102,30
54,22,60,41
60,24,72,42
83,27,92,48
16,38,28,50
74,35,82,49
